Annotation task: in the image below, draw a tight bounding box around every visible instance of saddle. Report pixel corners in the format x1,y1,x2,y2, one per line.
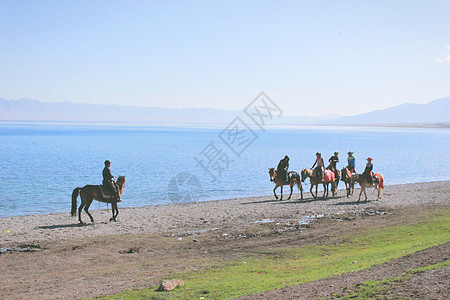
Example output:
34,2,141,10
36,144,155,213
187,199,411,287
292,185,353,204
98,185,116,200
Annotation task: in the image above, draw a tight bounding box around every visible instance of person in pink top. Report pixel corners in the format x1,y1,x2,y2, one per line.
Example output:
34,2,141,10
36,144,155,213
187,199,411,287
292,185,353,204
311,152,325,180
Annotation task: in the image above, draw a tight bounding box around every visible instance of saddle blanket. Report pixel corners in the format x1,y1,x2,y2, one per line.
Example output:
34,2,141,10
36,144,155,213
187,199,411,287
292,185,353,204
323,170,334,182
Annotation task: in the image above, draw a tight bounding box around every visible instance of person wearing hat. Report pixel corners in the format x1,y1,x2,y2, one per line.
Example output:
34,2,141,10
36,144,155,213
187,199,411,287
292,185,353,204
347,151,356,173
327,152,339,179
102,160,120,201
311,152,325,180
363,157,374,184
277,155,290,183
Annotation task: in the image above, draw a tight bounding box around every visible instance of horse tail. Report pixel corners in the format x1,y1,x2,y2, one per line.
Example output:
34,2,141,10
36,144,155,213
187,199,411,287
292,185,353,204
378,174,384,189
71,187,81,217
293,173,302,191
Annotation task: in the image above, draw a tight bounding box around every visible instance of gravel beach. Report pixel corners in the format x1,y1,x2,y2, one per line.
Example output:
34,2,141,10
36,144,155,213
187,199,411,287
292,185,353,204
0,180,449,299
1,181,448,246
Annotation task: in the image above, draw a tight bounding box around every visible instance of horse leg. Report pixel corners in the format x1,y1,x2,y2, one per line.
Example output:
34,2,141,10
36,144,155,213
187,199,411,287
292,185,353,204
358,188,363,202
377,187,383,200
110,203,115,221
299,182,303,200
364,188,368,201
310,185,315,199
288,184,293,200
322,184,327,199
84,199,94,223
110,202,118,222
78,193,86,223
78,202,85,224
273,185,278,200
280,185,283,200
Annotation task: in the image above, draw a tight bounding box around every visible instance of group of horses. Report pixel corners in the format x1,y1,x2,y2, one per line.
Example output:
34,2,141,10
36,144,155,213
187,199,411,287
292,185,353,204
268,166,384,202
71,164,384,224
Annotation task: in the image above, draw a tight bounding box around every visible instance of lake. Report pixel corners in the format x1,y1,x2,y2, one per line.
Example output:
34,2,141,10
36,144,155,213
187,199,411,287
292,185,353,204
0,122,449,217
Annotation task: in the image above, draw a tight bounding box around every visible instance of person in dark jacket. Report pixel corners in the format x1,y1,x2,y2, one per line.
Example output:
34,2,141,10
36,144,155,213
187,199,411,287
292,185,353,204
363,157,373,184
103,160,120,201
277,155,290,183
327,152,339,178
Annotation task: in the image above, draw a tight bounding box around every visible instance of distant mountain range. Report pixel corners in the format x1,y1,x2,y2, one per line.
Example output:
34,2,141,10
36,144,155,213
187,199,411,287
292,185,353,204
0,97,449,127
324,97,450,125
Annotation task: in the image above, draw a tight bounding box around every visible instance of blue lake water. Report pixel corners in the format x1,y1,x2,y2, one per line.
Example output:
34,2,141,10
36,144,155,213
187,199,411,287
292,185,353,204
0,122,449,217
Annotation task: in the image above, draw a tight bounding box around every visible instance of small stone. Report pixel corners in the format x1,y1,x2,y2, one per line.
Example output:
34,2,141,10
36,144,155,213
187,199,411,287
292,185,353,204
157,279,185,291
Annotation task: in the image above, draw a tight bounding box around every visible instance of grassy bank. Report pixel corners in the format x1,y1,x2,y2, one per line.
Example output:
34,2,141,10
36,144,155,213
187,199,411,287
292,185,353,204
333,260,450,299
96,208,450,300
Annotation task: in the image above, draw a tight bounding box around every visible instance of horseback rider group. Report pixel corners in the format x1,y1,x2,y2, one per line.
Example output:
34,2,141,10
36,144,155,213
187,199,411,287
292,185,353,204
275,152,378,183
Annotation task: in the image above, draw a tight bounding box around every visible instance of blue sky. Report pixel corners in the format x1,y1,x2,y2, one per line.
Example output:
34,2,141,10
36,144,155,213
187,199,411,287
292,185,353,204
1,0,449,116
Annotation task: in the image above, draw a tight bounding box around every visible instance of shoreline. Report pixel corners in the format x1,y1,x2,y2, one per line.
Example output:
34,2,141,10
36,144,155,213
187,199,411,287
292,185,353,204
1,180,448,246
1,179,449,220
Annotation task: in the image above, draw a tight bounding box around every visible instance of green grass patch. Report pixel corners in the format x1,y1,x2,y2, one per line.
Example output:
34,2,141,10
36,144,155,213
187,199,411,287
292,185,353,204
96,210,450,300
335,260,450,299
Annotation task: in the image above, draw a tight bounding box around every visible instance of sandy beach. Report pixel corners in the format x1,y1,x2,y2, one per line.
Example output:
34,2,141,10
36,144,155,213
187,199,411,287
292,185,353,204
1,181,448,246
0,181,449,299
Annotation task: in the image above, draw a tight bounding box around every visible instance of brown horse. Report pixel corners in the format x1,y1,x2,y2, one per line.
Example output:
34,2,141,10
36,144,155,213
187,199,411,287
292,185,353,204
301,168,337,199
353,173,384,201
341,167,355,197
326,165,340,196
268,168,303,200
71,176,126,223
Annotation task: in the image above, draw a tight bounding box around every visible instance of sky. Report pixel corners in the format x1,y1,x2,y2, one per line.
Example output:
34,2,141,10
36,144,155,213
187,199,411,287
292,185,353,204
1,0,449,117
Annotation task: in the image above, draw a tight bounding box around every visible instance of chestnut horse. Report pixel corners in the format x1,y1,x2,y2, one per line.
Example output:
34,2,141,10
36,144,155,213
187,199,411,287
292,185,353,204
341,167,355,197
301,168,337,199
353,173,384,201
71,176,126,223
268,168,303,200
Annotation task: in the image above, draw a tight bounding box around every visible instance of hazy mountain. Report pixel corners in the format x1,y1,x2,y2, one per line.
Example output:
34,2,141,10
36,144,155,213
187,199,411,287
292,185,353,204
0,97,332,125
325,97,450,125
0,97,449,126
0,98,240,124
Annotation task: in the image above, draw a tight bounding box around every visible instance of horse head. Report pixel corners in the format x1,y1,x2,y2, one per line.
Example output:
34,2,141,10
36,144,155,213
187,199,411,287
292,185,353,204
116,176,126,188
268,168,275,182
300,168,309,182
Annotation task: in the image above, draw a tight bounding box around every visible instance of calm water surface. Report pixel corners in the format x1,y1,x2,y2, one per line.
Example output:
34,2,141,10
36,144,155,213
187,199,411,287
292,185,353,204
0,123,449,217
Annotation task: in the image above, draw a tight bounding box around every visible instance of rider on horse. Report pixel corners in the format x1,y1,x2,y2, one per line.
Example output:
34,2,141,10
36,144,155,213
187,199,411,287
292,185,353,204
103,160,120,202
363,157,378,184
311,152,325,180
277,155,290,183
327,151,339,178
347,151,356,173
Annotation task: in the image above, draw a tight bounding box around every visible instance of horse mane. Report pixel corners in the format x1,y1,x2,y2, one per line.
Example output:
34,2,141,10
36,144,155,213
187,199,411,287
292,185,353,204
116,176,126,186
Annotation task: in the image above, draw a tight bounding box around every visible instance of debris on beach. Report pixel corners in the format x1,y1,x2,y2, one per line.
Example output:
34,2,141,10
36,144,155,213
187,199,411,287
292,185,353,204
119,247,140,254
0,244,41,254
157,279,185,291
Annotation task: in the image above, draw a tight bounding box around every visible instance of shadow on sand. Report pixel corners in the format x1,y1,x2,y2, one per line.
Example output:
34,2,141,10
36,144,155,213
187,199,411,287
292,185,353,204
36,223,94,230
274,195,345,205
240,199,283,205
333,200,373,206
